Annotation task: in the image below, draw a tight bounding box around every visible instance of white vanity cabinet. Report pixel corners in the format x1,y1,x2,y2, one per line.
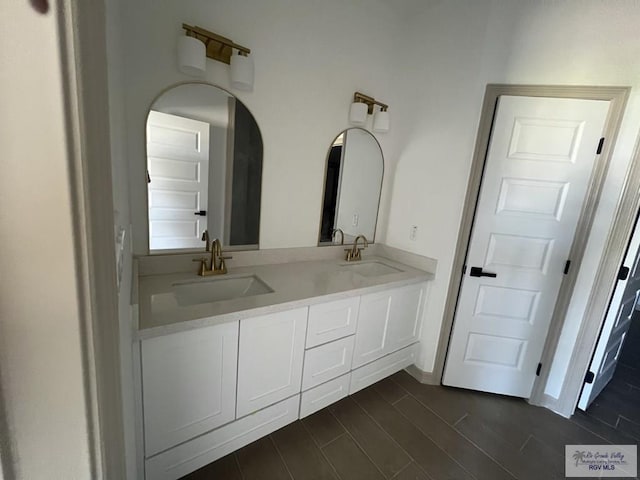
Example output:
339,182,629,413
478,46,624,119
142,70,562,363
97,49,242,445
141,321,239,457
353,282,426,369
139,280,428,480
236,307,308,417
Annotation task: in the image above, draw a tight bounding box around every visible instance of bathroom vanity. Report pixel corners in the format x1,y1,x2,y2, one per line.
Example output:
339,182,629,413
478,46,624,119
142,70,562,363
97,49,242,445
133,81,435,480
134,251,433,480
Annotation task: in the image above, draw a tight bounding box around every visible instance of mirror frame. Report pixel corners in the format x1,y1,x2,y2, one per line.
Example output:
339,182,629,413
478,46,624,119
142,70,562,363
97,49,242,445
143,81,264,255
317,127,384,246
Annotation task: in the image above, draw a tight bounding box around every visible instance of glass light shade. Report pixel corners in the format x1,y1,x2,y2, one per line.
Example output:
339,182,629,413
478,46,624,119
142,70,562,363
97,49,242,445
373,110,390,132
230,53,254,91
349,102,368,126
178,36,206,76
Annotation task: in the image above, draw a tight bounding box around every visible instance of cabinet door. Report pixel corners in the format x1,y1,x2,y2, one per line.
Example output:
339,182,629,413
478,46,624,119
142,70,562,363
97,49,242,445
385,283,426,354
237,307,308,417
141,321,239,457
353,283,427,369
352,290,392,368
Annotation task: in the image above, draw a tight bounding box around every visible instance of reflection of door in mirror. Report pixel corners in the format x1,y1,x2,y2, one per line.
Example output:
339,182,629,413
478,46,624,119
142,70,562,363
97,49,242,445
147,111,211,250
146,84,263,252
318,128,383,246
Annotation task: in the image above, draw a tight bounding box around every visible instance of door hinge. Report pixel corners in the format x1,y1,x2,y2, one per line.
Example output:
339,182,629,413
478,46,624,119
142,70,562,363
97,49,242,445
585,371,595,384
462,265,467,275
618,265,630,281
596,137,605,155
564,260,571,275
536,363,542,376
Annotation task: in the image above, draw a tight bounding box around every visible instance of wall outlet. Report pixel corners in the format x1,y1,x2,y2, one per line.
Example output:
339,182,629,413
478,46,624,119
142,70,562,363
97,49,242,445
352,214,359,227
410,225,418,241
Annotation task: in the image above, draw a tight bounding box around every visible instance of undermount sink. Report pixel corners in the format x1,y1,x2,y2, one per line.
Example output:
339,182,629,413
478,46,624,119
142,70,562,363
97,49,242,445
340,260,403,277
172,274,274,306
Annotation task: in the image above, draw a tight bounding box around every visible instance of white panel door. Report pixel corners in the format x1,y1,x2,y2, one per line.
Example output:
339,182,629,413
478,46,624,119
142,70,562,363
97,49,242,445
141,321,238,457
147,110,210,250
444,96,610,398
578,213,640,410
236,308,308,417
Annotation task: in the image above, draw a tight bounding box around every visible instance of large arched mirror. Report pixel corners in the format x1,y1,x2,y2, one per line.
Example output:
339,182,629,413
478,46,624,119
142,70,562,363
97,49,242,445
146,83,263,252
318,128,383,245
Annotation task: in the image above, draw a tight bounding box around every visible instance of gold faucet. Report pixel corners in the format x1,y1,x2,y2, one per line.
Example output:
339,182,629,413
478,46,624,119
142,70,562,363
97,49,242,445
345,234,368,262
201,230,211,252
193,232,233,276
332,228,344,245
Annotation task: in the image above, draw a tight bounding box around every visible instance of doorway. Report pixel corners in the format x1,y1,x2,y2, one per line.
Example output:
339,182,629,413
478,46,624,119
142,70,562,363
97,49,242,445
576,208,640,439
433,85,630,408
443,95,610,397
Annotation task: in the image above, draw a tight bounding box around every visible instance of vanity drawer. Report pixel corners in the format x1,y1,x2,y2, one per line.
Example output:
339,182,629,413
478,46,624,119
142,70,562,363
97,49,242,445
300,374,350,419
302,336,354,390
306,297,360,348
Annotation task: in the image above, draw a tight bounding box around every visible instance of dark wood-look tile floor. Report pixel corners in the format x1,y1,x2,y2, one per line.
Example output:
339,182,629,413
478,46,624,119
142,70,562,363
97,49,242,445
182,371,639,480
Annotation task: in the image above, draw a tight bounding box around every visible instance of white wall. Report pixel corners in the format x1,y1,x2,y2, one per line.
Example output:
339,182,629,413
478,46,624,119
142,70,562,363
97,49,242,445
123,0,406,255
0,2,93,478
383,0,640,394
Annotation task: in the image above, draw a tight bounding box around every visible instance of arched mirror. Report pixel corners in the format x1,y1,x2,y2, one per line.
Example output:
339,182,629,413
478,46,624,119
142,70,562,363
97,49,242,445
146,83,263,252
318,128,383,245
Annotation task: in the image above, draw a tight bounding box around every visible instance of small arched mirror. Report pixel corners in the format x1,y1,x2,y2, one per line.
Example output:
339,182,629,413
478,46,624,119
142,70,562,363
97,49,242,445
318,128,384,245
146,83,263,252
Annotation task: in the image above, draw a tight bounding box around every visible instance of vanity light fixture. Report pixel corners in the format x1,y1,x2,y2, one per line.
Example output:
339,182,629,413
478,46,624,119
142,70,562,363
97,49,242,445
179,24,254,91
348,92,390,132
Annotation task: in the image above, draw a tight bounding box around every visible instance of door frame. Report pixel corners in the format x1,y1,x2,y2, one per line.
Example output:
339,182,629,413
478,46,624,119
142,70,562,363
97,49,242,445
433,85,630,414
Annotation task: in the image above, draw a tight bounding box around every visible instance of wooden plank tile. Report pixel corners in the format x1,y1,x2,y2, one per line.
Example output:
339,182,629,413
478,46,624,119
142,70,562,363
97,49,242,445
322,434,385,480
595,385,640,424
372,376,409,404
454,413,563,480
236,436,292,480
391,371,472,425
618,416,640,441
392,462,431,480
585,401,620,427
394,395,515,480
302,409,345,448
570,409,637,445
519,435,565,479
270,422,338,480
180,452,242,480
329,396,411,478
352,386,474,480
616,364,640,389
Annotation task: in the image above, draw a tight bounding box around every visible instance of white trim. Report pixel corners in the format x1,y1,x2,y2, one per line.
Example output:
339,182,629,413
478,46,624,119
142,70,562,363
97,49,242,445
60,0,127,476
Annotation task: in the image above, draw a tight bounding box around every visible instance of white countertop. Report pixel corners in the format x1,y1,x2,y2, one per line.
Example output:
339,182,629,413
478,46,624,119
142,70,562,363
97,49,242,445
137,255,433,340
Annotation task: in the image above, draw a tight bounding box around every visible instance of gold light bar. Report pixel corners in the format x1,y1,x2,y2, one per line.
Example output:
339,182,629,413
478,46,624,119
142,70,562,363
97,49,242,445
182,23,251,65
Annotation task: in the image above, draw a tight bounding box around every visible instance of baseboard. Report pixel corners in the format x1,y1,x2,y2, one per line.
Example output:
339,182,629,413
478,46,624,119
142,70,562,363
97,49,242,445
405,364,440,385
